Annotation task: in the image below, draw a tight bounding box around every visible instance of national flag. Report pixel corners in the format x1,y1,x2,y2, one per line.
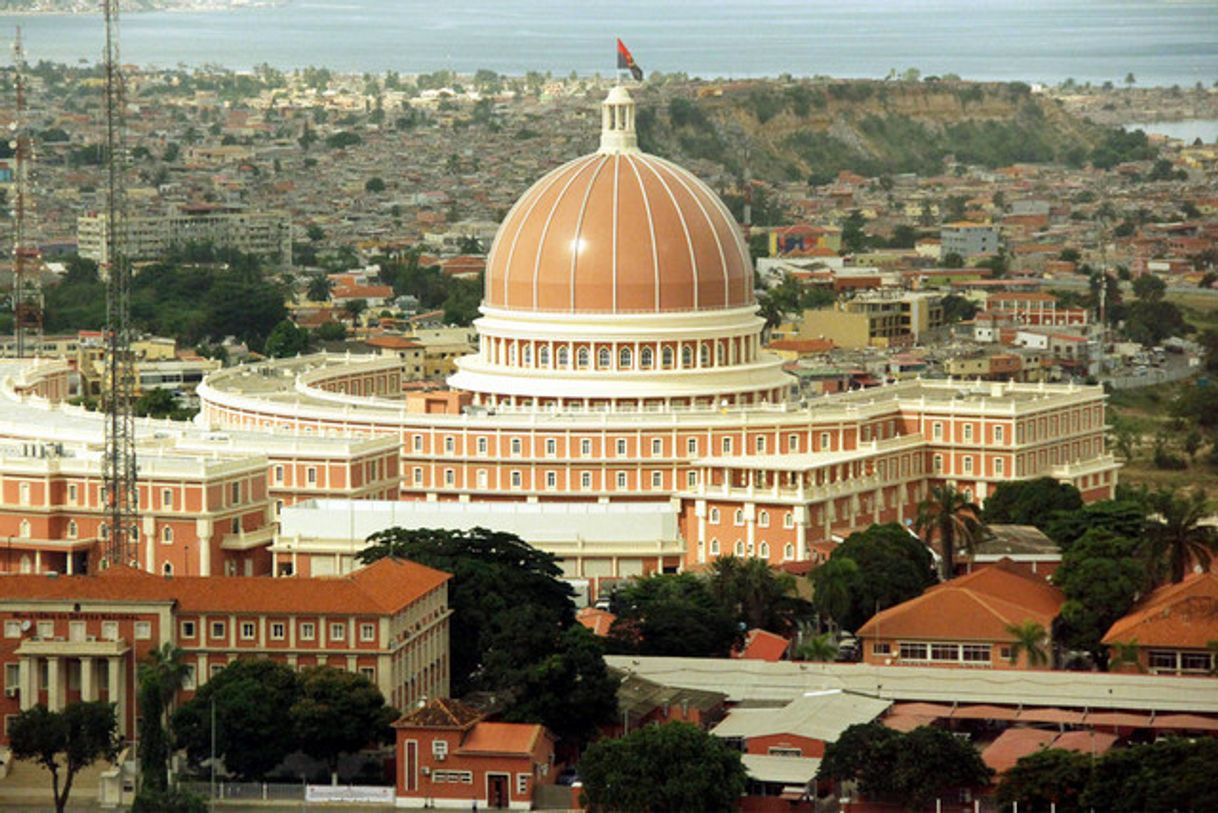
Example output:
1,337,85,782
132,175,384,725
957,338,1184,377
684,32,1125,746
616,38,644,82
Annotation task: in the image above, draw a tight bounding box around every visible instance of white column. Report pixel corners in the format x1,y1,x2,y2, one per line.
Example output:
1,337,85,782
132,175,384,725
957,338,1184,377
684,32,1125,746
18,657,34,711
80,656,96,702
107,657,126,736
46,656,62,712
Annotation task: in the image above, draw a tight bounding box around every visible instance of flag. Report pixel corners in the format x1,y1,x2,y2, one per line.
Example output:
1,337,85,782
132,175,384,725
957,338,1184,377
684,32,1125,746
616,38,644,82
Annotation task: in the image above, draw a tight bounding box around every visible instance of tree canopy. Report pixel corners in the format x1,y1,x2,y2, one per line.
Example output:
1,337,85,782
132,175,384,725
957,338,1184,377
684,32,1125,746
263,319,310,358
983,477,1082,529
819,723,993,810
579,722,747,813
357,526,576,695
1052,529,1145,667
706,555,811,635
810,523,936,632
608,572,741,658
9,701,119,813
915,485,986,580
291,666,397,778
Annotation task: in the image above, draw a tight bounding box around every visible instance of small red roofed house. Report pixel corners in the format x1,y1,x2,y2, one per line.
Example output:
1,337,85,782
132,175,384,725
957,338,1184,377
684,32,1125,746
856,560,1063,670
394,698,556,809
733,628,791,662
440,255,486,279
1102,572,1218,677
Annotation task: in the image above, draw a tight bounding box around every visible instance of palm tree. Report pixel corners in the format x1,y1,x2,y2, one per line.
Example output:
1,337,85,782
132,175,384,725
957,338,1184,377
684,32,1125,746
1147,488,1217,583
136,643,189,793
708,556,803,633
915,484,986,581
809,556,859,631
793,633,838,662
1003,620,1049,668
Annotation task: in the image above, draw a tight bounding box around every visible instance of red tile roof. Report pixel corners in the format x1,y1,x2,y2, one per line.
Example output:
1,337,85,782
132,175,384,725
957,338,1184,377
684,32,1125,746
0,557,448,617
457,722,545,756
857,561,1063,642
1102,572,1218,649
576,607,616,637
394,697,481,730
734,628,790,662
981,727,1057,773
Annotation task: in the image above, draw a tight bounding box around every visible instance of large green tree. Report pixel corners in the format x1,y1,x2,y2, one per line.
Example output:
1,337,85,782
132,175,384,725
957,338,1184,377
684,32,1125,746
1052,529,1145,667
1045,499,1148,552
810,523,936,632
915,485,986,580
1082,738,1218,813
997,749,1092,813
357,527,575,695
706,555,810,634
9,702,119,813
608,573,741,658
502,625,618,748
983,477,1082,529
291,666,397,782
263,319,310,358
819,723,993,810
136,643,190,794
579,722,747,813
173,658,300,780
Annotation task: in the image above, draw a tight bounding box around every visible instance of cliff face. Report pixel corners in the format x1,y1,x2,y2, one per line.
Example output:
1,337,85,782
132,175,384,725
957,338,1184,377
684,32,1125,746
636,80,1104,183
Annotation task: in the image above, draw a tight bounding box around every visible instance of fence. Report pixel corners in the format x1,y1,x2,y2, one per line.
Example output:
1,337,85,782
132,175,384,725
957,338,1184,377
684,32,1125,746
179,781,394,802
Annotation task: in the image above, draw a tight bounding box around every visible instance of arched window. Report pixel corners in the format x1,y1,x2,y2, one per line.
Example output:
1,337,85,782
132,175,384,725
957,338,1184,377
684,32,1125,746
746,540,755,556
508,344,518,365
577,347,590,369
163,562,173,576
758,510,770,528
734,540,745,556
539,345,551,367
661,346,674,368
619,347,632,369
18,519,30,538
66,520,78,539
784,512,794,529
556,346,569,368
784,543,794,560
522,345,532,366
710,539,720,555
699,344,710,367
681,345,693,368
709,507,720,523
640,347,654,369
759,542,770,559
597,347,610,368
162,526,174,544
717,342,726,365
734,508,744,525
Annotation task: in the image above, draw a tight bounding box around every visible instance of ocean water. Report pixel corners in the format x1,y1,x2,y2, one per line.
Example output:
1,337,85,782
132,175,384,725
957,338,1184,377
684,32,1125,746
1125,119,1218,143
1,0,1216,85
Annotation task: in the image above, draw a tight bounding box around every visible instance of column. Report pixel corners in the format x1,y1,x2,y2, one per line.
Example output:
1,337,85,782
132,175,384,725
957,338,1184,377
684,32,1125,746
80,656,96,702
18,657,34,711
46,657,62,712
107,657,126,736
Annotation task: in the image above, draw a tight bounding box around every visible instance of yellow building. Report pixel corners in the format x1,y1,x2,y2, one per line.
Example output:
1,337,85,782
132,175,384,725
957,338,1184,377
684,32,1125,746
797,293,944,349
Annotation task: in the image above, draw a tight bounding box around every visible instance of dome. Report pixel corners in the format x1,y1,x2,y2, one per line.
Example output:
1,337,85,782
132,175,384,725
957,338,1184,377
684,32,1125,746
483,87,754,315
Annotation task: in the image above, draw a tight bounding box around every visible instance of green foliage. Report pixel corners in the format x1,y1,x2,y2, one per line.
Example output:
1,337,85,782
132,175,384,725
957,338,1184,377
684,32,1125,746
380,249,481,325
1145,487,1217,584
9,702,119,813
173,659,300,780
608,573,741,658
1081,738,1218,812
1052,529,1145,666
942,251,965,268
939,293,978,323
313,321,347,341
1090,128,1156,170
579,722,747,813
793,632,838,662
357,527,575,695
997,748,1092,812
133,388,194,421
983,477,1082,529
364,176,386,193
1004,620,1050,667
1124,299,1192,345
915,485,986,580
1045,499,1148,551
264,319,310,358
811,523,936,632
137,644,190,793
841,209,869,254
820,723,993,809
757,273,834,328
503,625,618,747
706,555,811,634
324,130,362,149
291,666,397,773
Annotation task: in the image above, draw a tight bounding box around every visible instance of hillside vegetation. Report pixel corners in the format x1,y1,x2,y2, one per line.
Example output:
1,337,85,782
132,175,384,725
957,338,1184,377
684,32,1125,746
636,79,1112,184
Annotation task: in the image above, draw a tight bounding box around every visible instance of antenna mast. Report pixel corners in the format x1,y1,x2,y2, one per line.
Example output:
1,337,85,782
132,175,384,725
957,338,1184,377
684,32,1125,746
10,27,43,358
101,0,138,569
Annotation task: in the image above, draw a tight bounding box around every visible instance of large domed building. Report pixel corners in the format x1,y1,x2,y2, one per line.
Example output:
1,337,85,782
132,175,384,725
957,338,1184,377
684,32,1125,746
449,86,791,408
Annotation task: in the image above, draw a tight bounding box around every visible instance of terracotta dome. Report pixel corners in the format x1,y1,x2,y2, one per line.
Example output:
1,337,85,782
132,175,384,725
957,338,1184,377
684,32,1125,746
484,88,754,314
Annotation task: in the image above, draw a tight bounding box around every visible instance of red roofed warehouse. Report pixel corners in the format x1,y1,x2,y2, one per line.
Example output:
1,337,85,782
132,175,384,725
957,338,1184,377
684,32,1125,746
0,557,451,742
1102,572,1218,676
394,698,557,809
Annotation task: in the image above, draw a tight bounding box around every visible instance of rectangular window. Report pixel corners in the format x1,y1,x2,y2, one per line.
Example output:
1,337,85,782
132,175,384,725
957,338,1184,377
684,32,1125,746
162,488,173,508
617,472,628,489
994,425,1005,443
933,454,943,473
755,436,766,453
413,467,423,485
306,467,317,485
68,483,78,504
722,437,733,454
687,438,698,455
963,424,973,442
477,437,488,455
240,622,256,640
819,432,830,451
516,774,529,795
788,434,799,453
1148,651,1176,671
210,621,226,640
413,434,423,452
274,465,285,484
5,663,21,689
580,438,592,456
330,623,346,642
932,422,943,441
444,436,455,453
100,621,118,641
767,747,802,757
181,621,196,639
1181,652,1211,673
134,621,152,640
616,439,628,456
652,438,662,455
36,620,54,638
231,481,241,504
961,644,991,662
873,642,891,656
3,620,20,638
358,666,375,681
183,664,197,691
963,456,974,475
300,622,315,641
651,471,662,488
270,622,286,640
510,470,522,488
443,469,455,486
994,457,1005,476
930,643,959,661
545,438,557,457
687,471,697,488
432,739,448,758
581,472,592,490
545,471,557,490
510,438,522,456
360,623,376,642
898,642,929,661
